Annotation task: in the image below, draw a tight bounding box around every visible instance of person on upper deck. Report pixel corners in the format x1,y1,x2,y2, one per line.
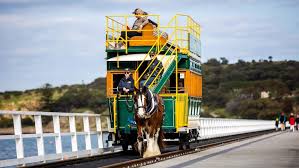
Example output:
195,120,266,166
140,51,164,88
117,68,134,94
116,8,149,49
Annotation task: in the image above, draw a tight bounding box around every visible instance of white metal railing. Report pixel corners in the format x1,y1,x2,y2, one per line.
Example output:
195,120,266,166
198,118,275,140
0,110,113,167
0,110,276,167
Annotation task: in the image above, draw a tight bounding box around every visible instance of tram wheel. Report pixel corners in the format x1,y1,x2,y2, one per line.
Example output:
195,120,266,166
121,139,128,151
179,133,190,150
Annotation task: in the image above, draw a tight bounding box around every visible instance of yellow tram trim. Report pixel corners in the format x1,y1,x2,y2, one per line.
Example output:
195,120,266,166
113,96,117,133
175,93,189,132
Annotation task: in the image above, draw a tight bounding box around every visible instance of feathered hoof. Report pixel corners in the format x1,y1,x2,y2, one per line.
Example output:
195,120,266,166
143,150,161,158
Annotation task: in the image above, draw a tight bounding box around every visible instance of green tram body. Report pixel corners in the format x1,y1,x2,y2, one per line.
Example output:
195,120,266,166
105,14,202,147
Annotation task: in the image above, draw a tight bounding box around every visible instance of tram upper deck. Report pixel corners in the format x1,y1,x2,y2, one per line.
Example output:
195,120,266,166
105,14,202,96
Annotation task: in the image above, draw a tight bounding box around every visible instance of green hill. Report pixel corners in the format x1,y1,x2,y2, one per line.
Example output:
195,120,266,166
202,59,299,119
0,78,107,114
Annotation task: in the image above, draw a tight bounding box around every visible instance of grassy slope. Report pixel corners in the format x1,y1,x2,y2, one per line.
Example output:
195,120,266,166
0,78,106,113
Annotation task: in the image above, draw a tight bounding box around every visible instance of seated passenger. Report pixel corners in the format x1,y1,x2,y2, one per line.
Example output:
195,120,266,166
161,86,169,94
116,8,149,49
140,51,164,88
117,68,134,94
178,81,185,93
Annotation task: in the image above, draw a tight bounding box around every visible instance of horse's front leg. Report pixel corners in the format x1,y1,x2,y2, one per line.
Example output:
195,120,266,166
143,128,161,158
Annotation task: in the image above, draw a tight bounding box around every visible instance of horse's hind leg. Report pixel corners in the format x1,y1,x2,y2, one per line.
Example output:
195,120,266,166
154,128,161,154
154,128,160,140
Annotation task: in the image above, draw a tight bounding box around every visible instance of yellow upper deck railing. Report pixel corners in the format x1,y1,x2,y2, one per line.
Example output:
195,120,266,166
106,14,161,54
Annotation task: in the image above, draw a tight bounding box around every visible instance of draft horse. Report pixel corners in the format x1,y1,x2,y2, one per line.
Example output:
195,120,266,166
133,86,164,158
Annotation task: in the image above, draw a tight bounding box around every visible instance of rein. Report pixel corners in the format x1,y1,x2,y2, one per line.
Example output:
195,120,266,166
125,94,134,112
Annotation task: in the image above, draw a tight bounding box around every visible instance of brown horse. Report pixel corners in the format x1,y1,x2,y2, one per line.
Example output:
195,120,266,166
133,86,164,157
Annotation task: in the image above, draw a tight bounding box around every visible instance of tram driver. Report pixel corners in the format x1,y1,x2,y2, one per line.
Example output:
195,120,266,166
117,68,135,94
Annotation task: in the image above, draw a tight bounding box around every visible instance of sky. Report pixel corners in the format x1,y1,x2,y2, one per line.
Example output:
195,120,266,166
0,0,298,92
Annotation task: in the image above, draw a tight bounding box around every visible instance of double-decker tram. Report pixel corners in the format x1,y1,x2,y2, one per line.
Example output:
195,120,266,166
105,13,202,150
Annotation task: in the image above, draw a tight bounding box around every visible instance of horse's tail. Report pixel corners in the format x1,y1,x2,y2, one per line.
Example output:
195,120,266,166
158,128,165,149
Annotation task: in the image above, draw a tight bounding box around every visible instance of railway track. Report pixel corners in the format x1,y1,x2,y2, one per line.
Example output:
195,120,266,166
25,129,275,168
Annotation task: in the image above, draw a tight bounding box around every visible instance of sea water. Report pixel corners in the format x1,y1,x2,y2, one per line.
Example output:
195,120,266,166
0,133,109,160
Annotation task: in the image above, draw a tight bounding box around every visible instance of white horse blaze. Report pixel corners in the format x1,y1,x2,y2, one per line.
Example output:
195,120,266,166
143,128,161,158
137,95,146,118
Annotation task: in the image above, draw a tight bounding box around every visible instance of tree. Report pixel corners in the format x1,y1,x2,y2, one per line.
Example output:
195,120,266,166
282,98,293,114
40,83,54,110
268,56,273,62
206,58,221,66
220,57,229,64
237,59,246,66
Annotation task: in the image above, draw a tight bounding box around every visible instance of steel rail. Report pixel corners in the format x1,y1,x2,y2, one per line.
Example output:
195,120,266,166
24,151,129,168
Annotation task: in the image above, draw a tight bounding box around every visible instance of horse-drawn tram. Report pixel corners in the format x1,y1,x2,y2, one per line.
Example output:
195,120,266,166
105,12,202,157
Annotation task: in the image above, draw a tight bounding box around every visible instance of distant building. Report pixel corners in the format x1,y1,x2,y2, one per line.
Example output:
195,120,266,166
261,91,270,98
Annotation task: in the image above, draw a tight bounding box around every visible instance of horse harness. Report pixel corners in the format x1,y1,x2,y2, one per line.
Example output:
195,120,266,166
136,89,162,119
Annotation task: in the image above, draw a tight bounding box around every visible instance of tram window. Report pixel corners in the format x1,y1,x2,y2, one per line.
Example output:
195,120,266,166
169,72,185,93
193,101,196,116
195,101,198,116
112,74,124,94
189,100,193,116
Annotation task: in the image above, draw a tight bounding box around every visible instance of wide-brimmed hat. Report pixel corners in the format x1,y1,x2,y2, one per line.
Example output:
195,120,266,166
132,8,142,14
